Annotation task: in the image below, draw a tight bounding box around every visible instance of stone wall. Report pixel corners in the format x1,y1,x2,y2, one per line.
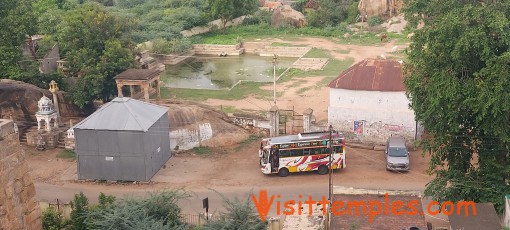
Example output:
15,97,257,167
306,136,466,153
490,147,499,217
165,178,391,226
26,131,62,149
192,44,244,56
169,123,213,151
0,133,41,230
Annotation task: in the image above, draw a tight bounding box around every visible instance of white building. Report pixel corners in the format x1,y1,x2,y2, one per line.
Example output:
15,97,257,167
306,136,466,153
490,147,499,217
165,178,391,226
328,59,418,144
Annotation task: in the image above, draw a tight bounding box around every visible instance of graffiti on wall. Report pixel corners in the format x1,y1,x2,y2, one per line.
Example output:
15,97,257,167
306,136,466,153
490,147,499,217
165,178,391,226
169,123,213,151
353,120,364,134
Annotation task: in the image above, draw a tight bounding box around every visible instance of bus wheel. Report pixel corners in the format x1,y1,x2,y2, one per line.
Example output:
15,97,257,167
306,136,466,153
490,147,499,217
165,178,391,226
278,168,289,177
318,165,328,175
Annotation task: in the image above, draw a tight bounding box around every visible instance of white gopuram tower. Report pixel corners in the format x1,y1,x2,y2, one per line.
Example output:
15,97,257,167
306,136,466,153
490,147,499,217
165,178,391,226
35,95,58,132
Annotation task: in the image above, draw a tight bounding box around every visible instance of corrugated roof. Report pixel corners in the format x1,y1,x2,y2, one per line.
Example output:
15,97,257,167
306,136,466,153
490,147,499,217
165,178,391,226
114,69,161,80
328,59,404,91
74,97,168,132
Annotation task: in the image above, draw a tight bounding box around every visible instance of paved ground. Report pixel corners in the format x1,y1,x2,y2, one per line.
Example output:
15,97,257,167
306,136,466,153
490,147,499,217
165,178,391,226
26,141,433,215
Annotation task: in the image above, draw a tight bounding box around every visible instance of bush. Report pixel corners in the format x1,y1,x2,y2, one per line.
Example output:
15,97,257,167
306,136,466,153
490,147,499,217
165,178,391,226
368,16,383,26
204,192,267,230
85,190,189,229
346,1,359,24
242,10,272,25
150,38,192,54
57,150,76,159
42,207,65,230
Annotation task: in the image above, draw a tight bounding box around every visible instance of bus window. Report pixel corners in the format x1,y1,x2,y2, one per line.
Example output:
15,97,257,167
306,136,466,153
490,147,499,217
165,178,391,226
334,146,343,153
279,150,291,157
303,148,312,155
291,149,304,157
320,147,329,154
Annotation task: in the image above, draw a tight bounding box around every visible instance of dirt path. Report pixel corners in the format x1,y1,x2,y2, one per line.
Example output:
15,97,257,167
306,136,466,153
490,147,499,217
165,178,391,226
206,38,403,121
29,141,432,198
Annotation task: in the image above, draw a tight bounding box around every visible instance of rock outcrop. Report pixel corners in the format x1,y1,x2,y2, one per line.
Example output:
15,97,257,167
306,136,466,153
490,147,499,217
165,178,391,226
358,0,403,19
271,5,306,28
0,79,88,122
157,100,250,149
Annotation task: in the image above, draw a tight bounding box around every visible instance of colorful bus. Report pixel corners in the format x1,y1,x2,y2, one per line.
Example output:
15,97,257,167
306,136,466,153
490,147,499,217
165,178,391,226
259,131,346,177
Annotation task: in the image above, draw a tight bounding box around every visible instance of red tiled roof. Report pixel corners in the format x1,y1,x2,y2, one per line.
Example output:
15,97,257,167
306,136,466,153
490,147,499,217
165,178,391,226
329,59,404,91
331,193,427,230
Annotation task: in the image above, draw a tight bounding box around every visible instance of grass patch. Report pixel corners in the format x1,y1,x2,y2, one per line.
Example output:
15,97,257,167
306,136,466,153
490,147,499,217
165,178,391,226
270,42,298,47
192,146,212,155
283,58,354,79
334,32,411,46
235,135,261,151
303,48,332,58
161,81,273,101
190,24,349,44
333,49,350,54
297,86,314,94
220,105,241,114
57,150,76,159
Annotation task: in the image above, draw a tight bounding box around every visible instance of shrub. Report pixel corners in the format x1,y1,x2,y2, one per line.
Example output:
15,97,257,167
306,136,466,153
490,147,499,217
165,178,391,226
368,16,383,26
42,207,64,230
150,38,192,54
204,192,267,230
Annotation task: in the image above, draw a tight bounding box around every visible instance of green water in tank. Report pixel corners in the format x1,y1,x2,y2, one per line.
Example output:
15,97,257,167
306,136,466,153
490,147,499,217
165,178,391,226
160,54,296,90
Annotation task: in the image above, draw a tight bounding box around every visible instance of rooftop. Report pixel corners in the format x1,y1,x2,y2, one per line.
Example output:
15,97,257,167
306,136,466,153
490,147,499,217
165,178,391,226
114,68,161,81
331,187,426,230
73,97,168,132
448,203,502,230
329,59,404,91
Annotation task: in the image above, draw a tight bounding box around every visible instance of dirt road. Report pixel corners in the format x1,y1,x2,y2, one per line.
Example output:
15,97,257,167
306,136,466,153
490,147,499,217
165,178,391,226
28,141,432,214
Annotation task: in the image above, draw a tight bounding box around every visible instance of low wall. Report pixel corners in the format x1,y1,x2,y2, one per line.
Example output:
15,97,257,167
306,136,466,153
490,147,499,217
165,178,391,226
169,123,213,151
259,46,311,57
331,120,416,145
152,50,195,65
192,44,244,56
231,116,271,129
26,131,62,149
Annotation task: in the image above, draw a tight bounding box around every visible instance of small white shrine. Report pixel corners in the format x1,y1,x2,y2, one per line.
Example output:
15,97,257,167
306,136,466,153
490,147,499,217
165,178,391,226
35,95,58,131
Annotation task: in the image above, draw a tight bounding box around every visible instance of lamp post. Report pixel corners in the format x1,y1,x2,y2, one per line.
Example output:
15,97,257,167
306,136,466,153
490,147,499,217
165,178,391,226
272,54,278,105
328,124,333,230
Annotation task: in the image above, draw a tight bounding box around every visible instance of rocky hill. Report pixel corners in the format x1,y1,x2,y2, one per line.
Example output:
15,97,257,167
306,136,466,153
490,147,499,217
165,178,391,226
0,79,88,124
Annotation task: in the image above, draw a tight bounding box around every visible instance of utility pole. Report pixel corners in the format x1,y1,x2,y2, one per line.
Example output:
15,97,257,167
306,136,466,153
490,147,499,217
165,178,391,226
328,124,333,230
272,54,278,105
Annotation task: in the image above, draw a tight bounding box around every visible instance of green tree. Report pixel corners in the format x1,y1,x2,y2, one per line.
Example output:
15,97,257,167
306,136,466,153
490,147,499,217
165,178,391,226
70,192,89,230
0,0,36,78
307,0,352,27
403,0,510,212
207,0,258,32
55,3,136,107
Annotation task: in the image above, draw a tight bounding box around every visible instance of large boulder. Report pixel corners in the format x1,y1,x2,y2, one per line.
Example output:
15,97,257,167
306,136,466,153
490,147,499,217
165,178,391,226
0,79,88,122
271,5,306,28
358,0,403,19
161,100,250,148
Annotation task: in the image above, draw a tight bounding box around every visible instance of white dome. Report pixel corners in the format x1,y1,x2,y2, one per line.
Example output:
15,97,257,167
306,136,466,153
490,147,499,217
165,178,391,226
37,95,55,114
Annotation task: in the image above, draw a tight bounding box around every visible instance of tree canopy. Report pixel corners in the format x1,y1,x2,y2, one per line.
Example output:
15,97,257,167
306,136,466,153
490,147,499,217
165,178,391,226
0,0,36,78
403,0,510,212
55,3,136,107
208,0,259,31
